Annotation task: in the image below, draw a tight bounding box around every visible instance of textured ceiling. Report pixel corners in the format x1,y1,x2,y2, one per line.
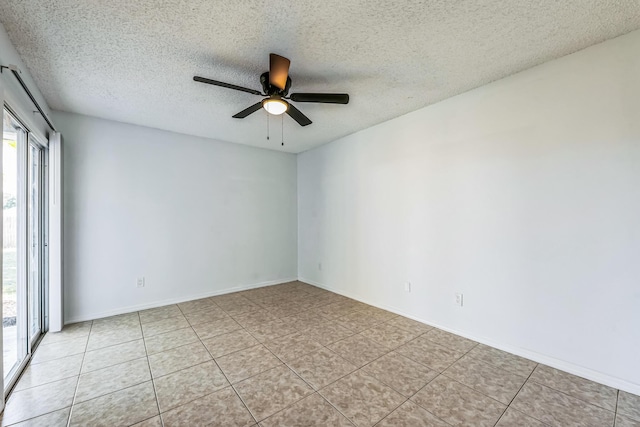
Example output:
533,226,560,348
1,1,639,153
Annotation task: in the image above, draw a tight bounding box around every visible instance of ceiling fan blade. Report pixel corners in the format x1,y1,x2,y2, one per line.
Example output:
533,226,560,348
269,53,291,91
193,76,262,96
286,103,312,126
232,102,264,118
290,93,349,104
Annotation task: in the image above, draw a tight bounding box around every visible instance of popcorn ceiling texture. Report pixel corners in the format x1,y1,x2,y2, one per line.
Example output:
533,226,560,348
1,1,639,153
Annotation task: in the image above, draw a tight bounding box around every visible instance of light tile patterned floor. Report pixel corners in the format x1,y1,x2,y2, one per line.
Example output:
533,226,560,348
1,281,638,426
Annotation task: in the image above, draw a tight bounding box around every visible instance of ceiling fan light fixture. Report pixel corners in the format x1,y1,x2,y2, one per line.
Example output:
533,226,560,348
194,53,348,126
262,97,288,115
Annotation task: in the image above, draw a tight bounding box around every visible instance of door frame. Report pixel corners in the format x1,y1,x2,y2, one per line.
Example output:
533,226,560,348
27,135,47,348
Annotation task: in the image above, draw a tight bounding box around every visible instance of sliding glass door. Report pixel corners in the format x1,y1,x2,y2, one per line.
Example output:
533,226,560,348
2,110,27,384
2,108,46,391
28,141,44,345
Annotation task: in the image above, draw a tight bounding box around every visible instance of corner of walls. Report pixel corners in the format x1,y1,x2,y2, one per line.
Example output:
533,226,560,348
58,112,299,323
65,277,298,324
296,30,640,395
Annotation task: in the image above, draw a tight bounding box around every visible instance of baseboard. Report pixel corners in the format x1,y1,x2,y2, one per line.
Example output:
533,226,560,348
299,277,640,396
64,277,298,324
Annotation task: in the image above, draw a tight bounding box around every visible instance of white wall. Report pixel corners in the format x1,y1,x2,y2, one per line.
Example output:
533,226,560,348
298,30,640,393
55,112,297,322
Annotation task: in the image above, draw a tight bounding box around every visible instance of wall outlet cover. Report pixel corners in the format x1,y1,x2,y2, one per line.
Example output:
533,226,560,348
455,293,463,307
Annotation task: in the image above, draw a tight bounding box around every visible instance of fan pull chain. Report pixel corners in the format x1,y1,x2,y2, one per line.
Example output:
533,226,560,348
281,114,284,146
266,111,270,140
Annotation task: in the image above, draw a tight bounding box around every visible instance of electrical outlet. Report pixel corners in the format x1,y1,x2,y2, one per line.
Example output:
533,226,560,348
137,277,145,288
404,281,411,293
455,293,463,307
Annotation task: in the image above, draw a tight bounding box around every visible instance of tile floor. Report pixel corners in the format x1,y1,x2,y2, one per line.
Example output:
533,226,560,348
1,281,638,426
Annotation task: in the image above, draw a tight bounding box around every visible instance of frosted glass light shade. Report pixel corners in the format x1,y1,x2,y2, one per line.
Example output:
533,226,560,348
263,98,288,115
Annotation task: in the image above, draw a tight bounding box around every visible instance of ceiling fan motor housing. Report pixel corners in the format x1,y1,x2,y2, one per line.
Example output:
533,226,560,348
261,72,291,96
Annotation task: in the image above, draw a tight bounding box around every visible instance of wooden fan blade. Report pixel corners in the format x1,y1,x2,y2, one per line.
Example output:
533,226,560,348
286,103,312,126
269,53,291,91
232,102,263,118
193,76,262,96
290,93,349,104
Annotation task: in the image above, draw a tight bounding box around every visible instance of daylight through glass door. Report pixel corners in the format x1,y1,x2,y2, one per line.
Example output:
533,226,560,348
28,142,43,344
2,109,46,392
2,110,27,385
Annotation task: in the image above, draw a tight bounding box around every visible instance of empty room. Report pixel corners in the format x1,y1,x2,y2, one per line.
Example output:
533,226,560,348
0,1,639,426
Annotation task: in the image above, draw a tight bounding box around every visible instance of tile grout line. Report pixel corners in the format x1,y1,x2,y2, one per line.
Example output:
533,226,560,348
139,310,164,427
9,353,85,394
465,344,536,374
28,347,87,367
1,327,89,427
239,317,355,424
234,311,323,421
82,334,141,353
247,307,422,425
524,375,619,416
322,363,410,427
437,356,530,401
433,340,611,425
146,335,202,358
145,343,225,417
2,409,65,427
14,353,151,398
182,299,264,424
395,320,620,423
13,322,161,426
520,379,620,426
493,361,542,427
392,328,552,426
459,352,531,379
357,337,441,395
391,333,471,380
33,331,88,348
224,291,371,423
369,397,451,427
414,368,509,419
614,389,620,427
194,306,261,426
362,336,458,426
65,319,94,427
62,314,157,426
438,337,528,425
76,364,151,402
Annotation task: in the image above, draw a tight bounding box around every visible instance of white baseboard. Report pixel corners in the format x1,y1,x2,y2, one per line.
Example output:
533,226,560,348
299,277,640,396
64,277,298,324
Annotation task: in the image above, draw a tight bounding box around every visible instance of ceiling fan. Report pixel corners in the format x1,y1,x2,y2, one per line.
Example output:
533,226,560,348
193,54,349,126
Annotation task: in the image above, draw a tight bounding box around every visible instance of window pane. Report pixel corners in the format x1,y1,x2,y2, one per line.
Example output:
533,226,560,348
28,143,42,341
